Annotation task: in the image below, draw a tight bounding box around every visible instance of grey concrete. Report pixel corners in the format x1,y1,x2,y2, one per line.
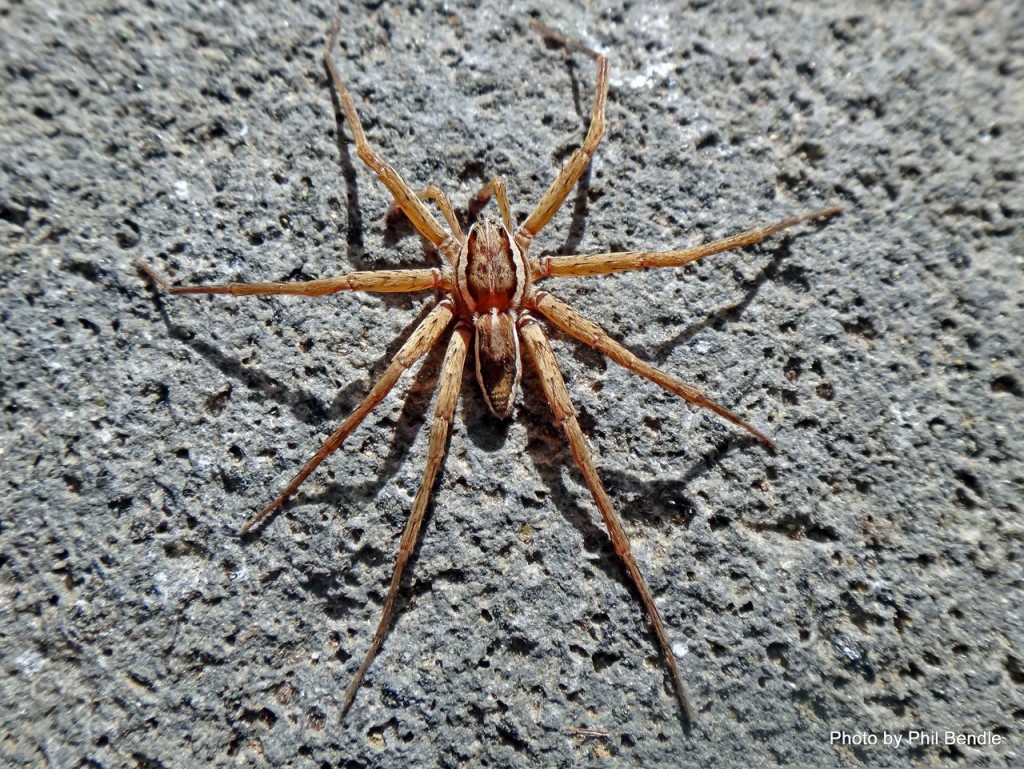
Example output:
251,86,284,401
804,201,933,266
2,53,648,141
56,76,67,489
2,0,1021,767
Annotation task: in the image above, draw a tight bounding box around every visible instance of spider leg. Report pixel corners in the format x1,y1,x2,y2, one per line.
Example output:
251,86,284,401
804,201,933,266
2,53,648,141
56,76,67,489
341,321,471,716
389,185,465,244
532,207,841,280
239,299,456,534
516,22,608,252
531,290,773,446
518,316,696,724
139,261,449,296
324,14,459,261
469,178,512,231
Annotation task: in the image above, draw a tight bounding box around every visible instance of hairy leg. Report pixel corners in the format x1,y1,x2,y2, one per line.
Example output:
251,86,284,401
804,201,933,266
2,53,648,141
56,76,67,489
341,321,471,716
532,207,841,280
389,185,465,243
139,262,449,297
518,316,695,723
516,22,608,252
324,14,459,260
531,290,773,446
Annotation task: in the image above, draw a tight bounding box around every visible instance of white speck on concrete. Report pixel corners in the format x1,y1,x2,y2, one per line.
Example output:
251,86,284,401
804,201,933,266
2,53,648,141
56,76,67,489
16,649,47,677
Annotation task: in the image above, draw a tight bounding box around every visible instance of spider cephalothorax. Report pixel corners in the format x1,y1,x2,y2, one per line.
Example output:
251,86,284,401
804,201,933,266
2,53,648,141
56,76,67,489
142,15,839,723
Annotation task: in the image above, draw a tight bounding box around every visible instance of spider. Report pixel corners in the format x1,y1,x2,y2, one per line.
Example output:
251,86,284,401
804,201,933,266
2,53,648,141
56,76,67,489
141,15,840,723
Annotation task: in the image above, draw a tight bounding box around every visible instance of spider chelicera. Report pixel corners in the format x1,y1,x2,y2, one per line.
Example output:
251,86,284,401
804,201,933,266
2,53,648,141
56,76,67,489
141,14,840,722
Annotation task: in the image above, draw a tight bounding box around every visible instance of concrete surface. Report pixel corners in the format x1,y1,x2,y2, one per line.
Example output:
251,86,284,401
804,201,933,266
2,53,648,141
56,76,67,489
2,0,1021,767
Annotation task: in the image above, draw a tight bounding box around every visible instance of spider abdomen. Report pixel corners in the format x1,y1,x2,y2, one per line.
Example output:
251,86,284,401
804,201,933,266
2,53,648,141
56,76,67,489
474,309,521,419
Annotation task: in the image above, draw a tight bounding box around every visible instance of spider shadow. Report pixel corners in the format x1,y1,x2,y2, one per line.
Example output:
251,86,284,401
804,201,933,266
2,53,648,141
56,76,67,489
509,320,766,718
247,300,449,535
515,355,756,585
517,18,596,257
141,277,447,539
141,287,333,429
542,28,597,257
326,88,366,265
509,214,816,560
371,16,598,256
301,320,450,516
137,32,448,432
245,325,450,630
651,231,806,358
294,341,506,630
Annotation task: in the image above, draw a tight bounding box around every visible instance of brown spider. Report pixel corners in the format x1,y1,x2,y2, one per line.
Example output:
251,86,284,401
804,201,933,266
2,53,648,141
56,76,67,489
141,15,839,723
